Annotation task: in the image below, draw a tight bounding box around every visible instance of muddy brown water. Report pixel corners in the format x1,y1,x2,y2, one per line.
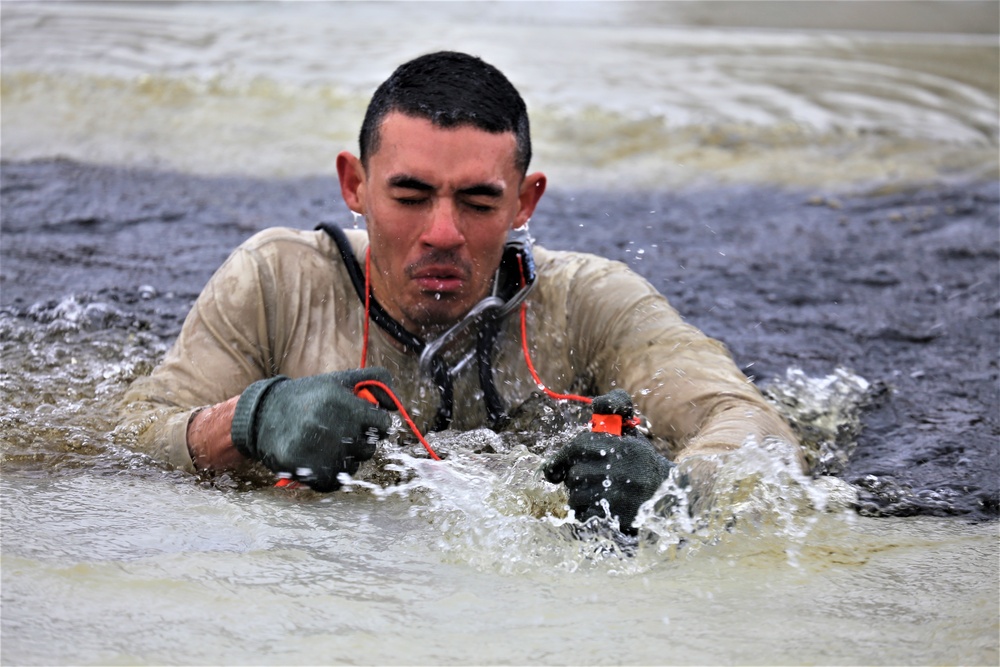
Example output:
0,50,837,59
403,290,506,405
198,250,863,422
2,158,997,520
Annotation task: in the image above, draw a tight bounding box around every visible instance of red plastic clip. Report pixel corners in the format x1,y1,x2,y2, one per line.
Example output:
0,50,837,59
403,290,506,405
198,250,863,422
591,413,640,436
591,413,623,435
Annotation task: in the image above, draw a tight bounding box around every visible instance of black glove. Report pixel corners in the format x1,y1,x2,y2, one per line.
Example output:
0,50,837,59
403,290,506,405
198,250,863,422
231,368,397,491
542,390,674,535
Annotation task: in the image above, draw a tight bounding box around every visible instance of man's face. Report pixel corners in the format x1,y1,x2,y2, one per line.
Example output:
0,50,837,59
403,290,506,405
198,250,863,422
338,112,546,337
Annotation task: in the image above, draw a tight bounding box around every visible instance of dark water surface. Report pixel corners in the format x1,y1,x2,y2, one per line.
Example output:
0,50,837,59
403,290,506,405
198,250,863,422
2,158,997,520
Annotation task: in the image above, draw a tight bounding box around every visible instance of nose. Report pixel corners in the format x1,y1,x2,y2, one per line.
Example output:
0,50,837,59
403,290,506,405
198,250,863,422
420,199,465,249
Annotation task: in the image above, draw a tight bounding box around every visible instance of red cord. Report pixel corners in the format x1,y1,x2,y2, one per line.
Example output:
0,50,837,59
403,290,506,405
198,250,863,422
354,379,442,460
360,247,372,369
354,252,441,460
355,245,440,460
515,256,592,406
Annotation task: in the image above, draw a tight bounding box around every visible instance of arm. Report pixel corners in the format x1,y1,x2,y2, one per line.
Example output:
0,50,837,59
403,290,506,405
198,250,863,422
117,240,276,471
563,255,802,468
541,254,803,530
117,228,397,489
186,396,242,470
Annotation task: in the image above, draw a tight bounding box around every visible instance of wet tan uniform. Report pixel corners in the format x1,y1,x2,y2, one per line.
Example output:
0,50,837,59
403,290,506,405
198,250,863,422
119,227,798,472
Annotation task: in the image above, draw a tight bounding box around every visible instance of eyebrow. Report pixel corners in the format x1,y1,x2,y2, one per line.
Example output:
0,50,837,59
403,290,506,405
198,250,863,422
387,175,504,198
387,175,434,192
459,183,504,198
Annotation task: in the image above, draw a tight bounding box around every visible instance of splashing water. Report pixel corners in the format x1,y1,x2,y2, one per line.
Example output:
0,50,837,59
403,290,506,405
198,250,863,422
2,288,877,578
762,367,876,475
0,293,170,477
331,368,870,576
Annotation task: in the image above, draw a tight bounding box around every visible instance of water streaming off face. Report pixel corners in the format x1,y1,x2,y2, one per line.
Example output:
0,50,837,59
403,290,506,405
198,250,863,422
1,2,997,665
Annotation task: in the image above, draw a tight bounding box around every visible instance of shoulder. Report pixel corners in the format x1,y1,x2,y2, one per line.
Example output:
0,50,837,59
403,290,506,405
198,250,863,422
238,226,351,253
204,226,368,298
235,226,368,266
533,244,656,294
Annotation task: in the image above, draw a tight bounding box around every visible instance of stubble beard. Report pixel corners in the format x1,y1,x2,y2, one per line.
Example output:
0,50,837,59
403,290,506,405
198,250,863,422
399,250,481,337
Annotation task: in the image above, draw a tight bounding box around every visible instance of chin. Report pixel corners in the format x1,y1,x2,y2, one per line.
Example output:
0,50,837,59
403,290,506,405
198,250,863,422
407,296,474,330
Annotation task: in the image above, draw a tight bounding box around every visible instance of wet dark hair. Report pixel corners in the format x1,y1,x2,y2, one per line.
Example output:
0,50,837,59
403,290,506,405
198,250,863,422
359,51,532,175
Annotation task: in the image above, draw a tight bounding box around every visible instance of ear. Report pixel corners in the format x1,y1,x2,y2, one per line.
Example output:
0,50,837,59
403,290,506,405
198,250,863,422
336,151,367,214
513,172,547,229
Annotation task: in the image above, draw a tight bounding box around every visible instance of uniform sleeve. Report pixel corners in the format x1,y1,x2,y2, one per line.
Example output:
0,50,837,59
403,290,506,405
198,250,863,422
563,255,802,468
116,241,277,471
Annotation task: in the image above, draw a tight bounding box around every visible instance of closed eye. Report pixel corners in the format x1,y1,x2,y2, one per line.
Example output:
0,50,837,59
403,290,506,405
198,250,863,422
464,201,495,213
459,184,502,213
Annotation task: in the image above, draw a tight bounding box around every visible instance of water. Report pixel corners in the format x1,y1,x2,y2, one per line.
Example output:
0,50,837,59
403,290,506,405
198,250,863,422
4,472,994,665
3,473,996,665
2,2,998,665
2,1,997,188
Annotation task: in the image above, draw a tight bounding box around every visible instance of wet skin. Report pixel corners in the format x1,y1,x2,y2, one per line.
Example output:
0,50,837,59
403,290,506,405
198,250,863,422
336,112,546,338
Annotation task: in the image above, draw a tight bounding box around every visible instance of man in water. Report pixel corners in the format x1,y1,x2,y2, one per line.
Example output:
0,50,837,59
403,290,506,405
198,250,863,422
120,51,801,534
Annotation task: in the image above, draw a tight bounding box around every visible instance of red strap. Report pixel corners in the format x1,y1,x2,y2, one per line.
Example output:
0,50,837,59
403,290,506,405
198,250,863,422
354,379,442,461
516,255,592,406
360,247,372,369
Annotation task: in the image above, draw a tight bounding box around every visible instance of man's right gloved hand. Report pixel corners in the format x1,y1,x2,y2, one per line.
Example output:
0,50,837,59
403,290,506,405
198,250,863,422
542,390,675,535
230,368,397,491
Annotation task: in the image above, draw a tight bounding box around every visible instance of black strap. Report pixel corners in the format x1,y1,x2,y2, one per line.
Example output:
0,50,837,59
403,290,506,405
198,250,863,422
430,355,454,431
318,223,515,431
319,223,456,430
477,314,508,430
320,223,425,353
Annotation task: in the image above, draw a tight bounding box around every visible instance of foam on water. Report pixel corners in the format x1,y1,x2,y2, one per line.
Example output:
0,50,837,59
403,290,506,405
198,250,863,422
0,294,167,475
328,367,871,577
2,289,879,577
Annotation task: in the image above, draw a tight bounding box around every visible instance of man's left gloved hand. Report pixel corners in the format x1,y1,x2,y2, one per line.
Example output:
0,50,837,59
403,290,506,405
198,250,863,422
542,390,674,535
